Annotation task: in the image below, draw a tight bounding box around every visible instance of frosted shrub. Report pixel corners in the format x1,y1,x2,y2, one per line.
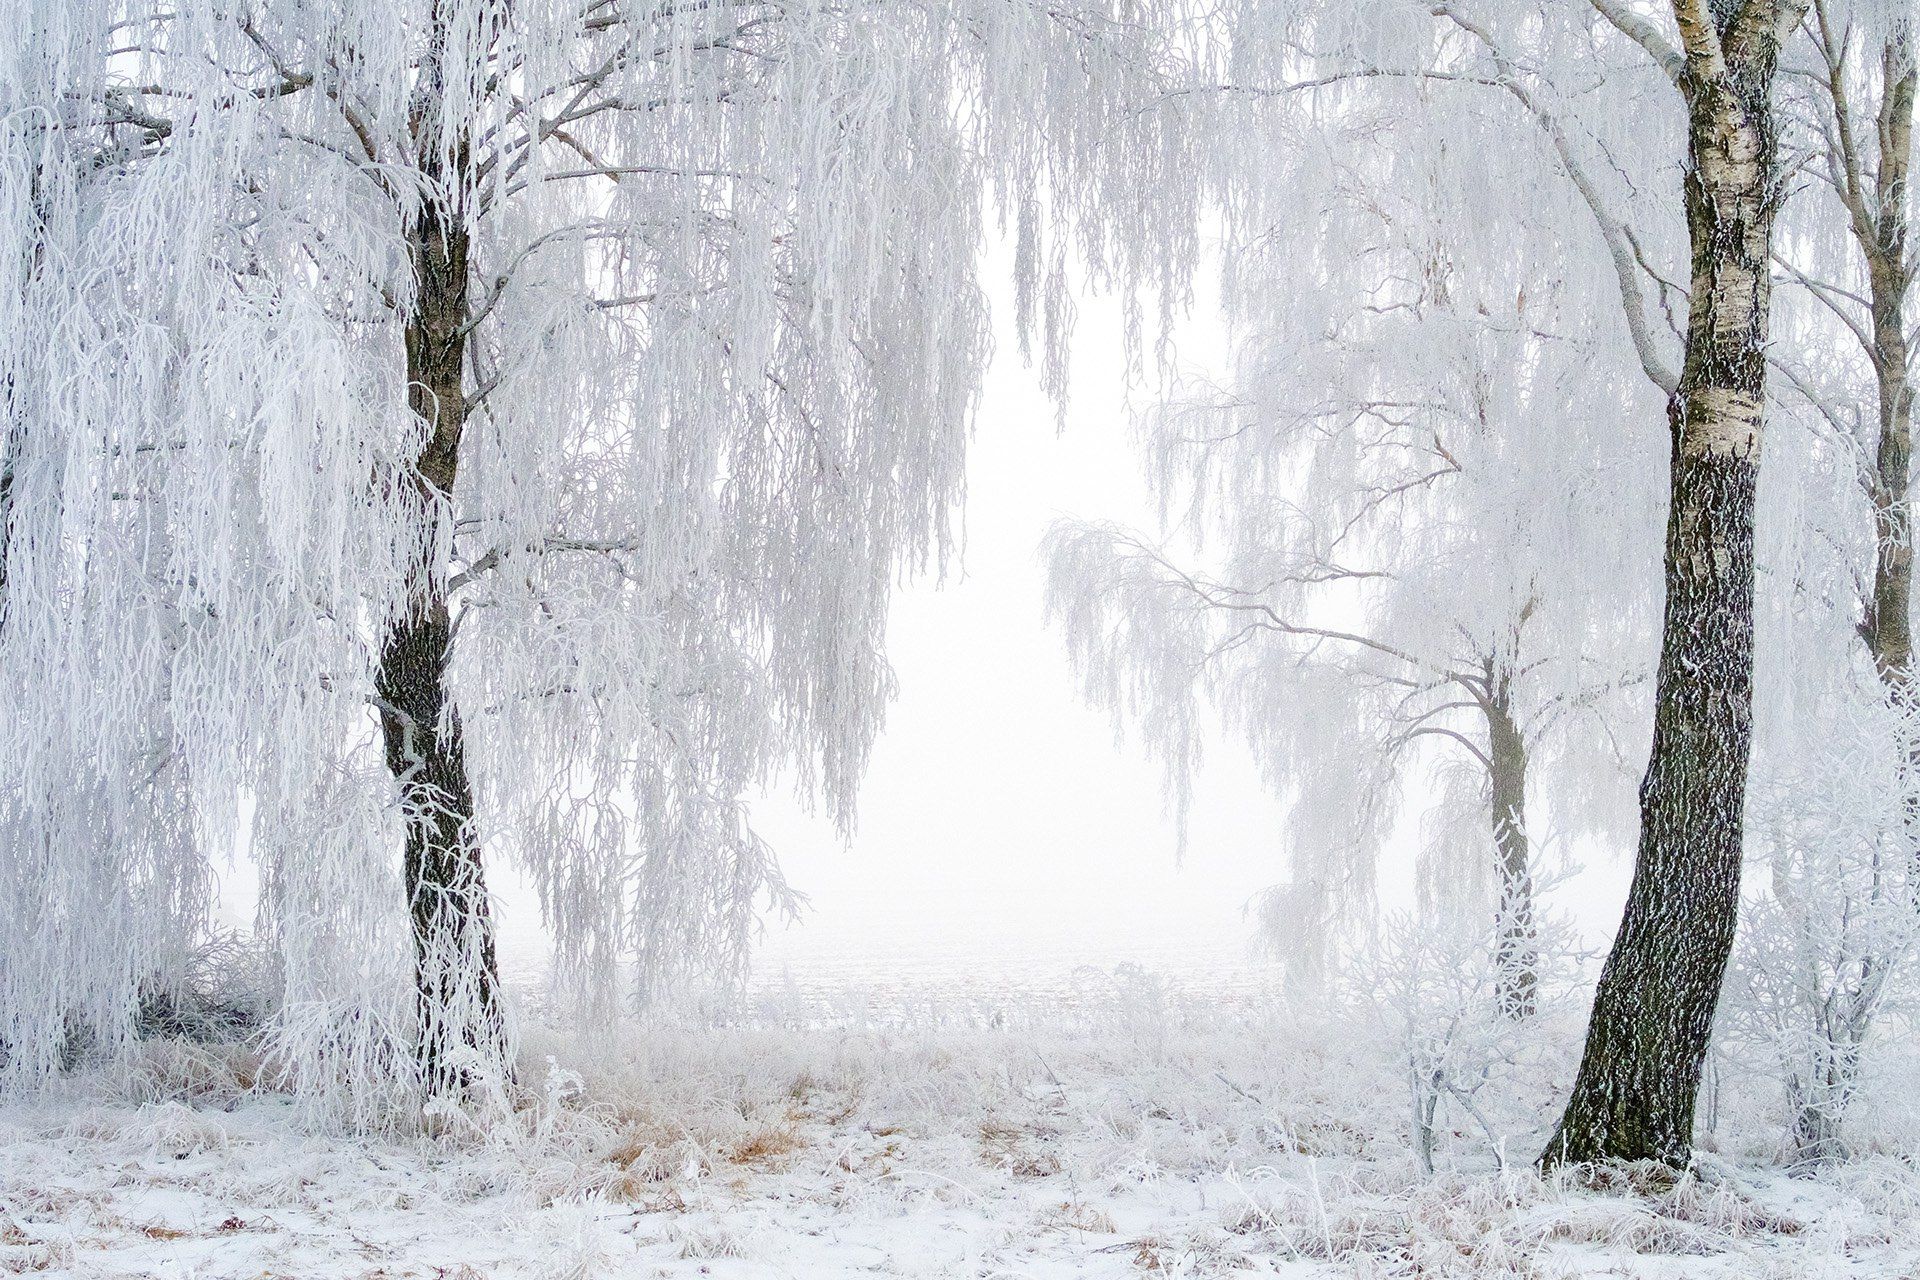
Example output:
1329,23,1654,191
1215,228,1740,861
1345,894,1582,1175
1069,962,1180,1023
134,932,278,1047
1725,686,1920,1164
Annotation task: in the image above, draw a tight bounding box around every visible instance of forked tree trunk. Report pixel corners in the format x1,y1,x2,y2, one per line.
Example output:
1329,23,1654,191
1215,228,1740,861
374,116,503,1092
1544,2,1797,1167
1486,684,1536,1018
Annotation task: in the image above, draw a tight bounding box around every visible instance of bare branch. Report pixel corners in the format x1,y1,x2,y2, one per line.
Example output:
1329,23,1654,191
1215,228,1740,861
450,537,641,593
1774,253,1876,356
1588,0,1686,85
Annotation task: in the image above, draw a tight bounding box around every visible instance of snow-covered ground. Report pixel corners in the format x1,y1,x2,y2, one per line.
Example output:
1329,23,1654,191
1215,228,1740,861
3,973,1916,1280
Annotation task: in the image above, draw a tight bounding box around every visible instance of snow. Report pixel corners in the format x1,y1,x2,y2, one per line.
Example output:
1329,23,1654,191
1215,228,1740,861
4,978,1914,1279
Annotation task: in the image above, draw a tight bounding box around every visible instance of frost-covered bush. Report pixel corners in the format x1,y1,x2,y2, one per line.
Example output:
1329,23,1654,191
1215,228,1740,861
1724,685,1920,1164
1344,894,1584,1174
135,932,278,1047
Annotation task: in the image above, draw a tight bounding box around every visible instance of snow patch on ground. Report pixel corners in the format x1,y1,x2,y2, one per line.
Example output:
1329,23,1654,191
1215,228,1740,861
1,1004,1914,1278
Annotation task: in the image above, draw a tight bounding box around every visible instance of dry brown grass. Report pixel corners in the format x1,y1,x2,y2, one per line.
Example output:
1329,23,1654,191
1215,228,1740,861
979,1115,1063,1178
728,1122,803,1168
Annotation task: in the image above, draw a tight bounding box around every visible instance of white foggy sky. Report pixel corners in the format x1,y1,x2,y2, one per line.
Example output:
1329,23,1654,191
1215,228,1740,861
748,275,1295,980
738,261,1636,983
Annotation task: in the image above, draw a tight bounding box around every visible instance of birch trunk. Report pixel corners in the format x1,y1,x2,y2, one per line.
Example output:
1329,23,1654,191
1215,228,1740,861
1544,1,1798,1166
374,94,503,1091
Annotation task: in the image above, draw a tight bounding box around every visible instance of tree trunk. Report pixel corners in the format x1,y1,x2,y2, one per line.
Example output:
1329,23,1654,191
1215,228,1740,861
1866,354,1914,697
1486,682,1536,1018
1861,30,1916,702
1859,37,1918,922
374,117,503,1092
1543,8,1791,1167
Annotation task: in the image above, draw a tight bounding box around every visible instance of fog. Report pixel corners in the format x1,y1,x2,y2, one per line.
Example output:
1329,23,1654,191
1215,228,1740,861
743,271,1637,992
750,283,1292,988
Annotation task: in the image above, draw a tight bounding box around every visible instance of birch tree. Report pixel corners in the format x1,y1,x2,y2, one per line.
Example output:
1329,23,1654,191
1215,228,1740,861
0,0,1193,1102
1075,0,1805,1162
1541,0,1809,1167
1046,96,1655,1009
1778,3,1918,701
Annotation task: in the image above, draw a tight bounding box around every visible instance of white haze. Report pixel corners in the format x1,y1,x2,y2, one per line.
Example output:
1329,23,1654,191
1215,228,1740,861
666,267,1638,991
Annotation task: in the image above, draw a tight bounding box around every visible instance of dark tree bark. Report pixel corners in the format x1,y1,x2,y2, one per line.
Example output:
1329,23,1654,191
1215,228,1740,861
1543,0,1803,1168
1485,677,1536,1018
374,75,503,1092
1852,23,1916,699
0,424,17,620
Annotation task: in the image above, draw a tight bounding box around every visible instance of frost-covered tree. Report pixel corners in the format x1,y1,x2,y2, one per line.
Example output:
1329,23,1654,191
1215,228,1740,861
0,0,226,1083
0,0,1195,1102
1045,101,1656,1013
1775,3,1917,704
1536,0,1810,1168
